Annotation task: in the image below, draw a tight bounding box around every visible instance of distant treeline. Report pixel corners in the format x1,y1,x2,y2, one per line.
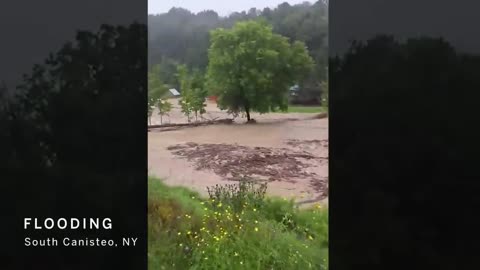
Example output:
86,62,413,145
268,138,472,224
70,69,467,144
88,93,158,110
148,1,328,93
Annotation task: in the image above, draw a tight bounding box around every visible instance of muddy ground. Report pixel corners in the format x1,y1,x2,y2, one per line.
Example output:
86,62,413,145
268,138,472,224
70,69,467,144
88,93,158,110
148,99,328,207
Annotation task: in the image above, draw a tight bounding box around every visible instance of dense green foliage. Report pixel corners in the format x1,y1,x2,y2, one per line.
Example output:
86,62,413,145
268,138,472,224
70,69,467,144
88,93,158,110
206,20,314,120
148,1,328,96
148,177,328,270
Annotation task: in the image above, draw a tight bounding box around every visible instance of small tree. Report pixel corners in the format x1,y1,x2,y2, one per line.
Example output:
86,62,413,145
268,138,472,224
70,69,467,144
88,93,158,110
157,98,172,124
148,65,168,101
206,20,314,122
147,102,154,126
177,65,192,122
177,65,207,122
147,96,161,125
148,65,168,124
190,70,208,121
191,88,207,121
179,96,193,122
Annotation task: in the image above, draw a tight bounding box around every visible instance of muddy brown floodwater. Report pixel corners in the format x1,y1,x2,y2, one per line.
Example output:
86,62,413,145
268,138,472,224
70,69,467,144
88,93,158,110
148,99,328,207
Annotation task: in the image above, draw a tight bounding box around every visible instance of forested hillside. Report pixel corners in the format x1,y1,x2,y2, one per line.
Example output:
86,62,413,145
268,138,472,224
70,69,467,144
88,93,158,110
148,1,328,97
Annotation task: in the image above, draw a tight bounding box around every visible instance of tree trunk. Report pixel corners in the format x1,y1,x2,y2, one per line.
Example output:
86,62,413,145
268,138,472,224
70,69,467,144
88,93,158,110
160,114,163,124
245,104,251,121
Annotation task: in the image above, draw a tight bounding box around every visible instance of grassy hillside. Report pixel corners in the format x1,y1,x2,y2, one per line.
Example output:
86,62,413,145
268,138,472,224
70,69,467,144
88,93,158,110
148,177,328,269
287,106,327,113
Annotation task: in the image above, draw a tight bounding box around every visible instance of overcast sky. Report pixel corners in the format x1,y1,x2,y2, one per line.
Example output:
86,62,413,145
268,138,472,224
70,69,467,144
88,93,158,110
148,0,311,16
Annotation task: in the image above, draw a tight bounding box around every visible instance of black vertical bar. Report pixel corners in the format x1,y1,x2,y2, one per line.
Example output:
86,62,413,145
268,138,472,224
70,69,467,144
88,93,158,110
330,0,480,269
0,1,148,269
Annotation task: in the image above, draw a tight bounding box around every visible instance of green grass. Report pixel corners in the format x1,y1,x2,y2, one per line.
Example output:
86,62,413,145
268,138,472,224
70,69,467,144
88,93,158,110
148,177,328,270
287,106,327,113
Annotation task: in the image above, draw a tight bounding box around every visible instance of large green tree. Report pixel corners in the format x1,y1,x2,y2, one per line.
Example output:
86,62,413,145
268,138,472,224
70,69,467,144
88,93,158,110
206,20,314,121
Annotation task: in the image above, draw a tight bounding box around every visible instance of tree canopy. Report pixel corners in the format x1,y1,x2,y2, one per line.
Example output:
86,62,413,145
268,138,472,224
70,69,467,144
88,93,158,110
206,20,314,121
148,1,327,94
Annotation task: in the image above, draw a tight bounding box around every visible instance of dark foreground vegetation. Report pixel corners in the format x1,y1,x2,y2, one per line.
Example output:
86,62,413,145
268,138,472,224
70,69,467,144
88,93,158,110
148,177,328,270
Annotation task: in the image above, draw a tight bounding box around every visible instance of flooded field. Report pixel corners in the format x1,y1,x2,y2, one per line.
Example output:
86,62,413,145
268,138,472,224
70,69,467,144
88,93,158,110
148,99,328,206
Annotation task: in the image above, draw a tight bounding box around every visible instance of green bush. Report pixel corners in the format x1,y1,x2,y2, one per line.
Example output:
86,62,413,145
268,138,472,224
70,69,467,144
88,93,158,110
206,179,267,212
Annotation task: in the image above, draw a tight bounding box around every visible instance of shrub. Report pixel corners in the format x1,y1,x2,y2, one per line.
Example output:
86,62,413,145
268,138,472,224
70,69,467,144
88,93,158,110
206,178,267,212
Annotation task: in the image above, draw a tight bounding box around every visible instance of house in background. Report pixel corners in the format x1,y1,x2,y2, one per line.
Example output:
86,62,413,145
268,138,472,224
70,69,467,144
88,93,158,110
289,84,322,105
208,95,218,103
289,84,300,97
163,88,181,99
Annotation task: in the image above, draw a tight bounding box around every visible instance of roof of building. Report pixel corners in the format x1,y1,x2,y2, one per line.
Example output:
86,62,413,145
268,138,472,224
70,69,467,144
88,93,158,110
169,88,180,96
290,84,300,91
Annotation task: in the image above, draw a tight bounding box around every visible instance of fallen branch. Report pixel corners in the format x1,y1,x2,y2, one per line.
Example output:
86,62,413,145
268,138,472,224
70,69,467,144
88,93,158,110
148,118,233,131
200,115,220,121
